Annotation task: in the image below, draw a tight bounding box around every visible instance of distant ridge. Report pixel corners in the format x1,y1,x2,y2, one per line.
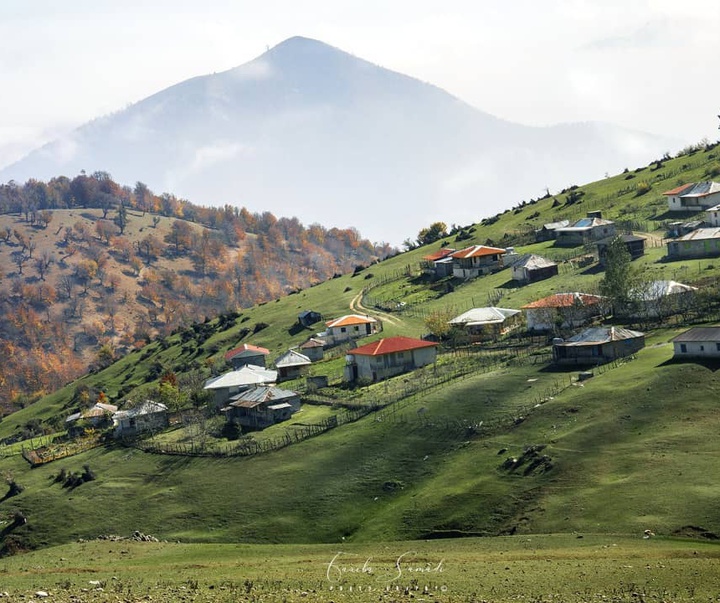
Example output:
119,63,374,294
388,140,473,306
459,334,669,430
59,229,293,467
0,36,677,244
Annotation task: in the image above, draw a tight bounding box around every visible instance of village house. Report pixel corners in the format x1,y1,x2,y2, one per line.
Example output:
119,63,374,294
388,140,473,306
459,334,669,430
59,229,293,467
323,314,380,345
275,349,312,380
65,402,118,433
667,227,720,259
510,254,559,284
221,385,301,430
554,217,616,247
552,326,645,365
450,245,507,279
203,365,278,407
299,337,325,361
623,280,697,319
113,401,169,438
421,248,456,279
534,220,571,242
596,234,646,266
297,310,322,328
448,307,522,341
664,181,720,212
671,327,720,359
344,336,438,383
522,292,606,332
224,343,270,369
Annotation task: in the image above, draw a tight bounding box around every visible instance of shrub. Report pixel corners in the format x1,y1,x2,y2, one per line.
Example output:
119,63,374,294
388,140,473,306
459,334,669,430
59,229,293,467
635,181,652,196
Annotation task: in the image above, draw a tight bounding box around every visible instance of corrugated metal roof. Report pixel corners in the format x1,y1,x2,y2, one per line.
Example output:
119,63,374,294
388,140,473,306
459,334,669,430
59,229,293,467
514,254,557,270
350,336,437,356
300,337,325,349
451,245,506,259
224,343,270,361
630,280,696,301
275,349,312,367
557,217,614,232
672,327,720,342
522,292,604,309
423,248,455,261
449,307,520,326
227,385,298,408
664,181,720,198
541,220,570,230
556,326,645,346
325,314,377,328
113,400,168,420
596,233,646,245
204,365,278,390
675,227,720,241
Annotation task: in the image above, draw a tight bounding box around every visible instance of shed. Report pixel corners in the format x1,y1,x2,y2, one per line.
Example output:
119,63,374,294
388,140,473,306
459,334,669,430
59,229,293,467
222,385,301,429
298,310,322,327
552,326,645,365
275,349,312,380
596,234,646,265
510,254,559,284
299,337,325,361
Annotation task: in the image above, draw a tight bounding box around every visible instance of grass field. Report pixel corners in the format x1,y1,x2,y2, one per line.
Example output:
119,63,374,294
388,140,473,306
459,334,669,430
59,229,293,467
1,534,719,602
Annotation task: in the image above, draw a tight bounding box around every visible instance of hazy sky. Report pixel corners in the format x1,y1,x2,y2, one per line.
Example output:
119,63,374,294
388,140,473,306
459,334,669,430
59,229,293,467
1,0,719,170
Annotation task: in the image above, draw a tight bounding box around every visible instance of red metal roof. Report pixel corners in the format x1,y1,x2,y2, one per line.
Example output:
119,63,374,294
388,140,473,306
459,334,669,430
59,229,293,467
422,248,455,261
451,245,506,259
663,183,694,196
521,292,604,309
326,314,377,328
350,336,437,356
224,343,270,361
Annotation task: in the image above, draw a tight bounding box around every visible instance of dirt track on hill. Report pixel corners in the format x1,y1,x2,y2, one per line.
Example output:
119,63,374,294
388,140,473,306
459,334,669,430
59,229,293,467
349,291,403,326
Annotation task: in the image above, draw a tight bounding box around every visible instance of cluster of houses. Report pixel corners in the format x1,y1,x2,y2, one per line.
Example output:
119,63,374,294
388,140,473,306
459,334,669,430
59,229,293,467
62,181,720,441
65,400,169,438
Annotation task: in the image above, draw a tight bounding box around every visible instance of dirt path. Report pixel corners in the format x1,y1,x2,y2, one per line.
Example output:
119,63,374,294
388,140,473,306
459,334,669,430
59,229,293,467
349,290,404,327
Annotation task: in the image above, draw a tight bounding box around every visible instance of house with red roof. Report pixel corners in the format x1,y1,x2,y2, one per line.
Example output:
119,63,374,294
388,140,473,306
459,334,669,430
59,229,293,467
421,247,456,279
521,292,606,332
323,314,380,345
224,343,271,369
344,336,438,383
450,245,507,279
665,182,720,212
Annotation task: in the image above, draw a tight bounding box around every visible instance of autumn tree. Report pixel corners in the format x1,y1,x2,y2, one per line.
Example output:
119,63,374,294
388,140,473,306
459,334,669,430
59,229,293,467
417,222,448,246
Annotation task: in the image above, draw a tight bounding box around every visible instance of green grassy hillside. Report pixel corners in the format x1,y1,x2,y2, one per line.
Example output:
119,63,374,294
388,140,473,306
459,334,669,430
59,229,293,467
2,142,720,556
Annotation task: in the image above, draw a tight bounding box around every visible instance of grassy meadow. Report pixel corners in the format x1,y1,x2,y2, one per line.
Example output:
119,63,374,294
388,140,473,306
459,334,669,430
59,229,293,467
1,534,720,602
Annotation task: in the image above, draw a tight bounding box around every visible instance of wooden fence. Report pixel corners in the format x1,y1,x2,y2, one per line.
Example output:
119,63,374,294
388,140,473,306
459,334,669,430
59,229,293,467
21,436,103,467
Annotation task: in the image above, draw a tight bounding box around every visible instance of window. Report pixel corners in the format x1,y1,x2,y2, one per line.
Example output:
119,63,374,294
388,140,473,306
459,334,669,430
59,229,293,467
340,327,346,333
680,344,687,353
700,345,705,351
716,343,720,352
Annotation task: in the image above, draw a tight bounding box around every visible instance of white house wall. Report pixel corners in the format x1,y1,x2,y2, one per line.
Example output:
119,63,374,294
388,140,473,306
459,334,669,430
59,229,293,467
673,340,720,358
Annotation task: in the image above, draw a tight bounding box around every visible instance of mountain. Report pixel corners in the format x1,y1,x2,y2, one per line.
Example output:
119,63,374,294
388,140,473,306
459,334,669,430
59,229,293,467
0,36,677,244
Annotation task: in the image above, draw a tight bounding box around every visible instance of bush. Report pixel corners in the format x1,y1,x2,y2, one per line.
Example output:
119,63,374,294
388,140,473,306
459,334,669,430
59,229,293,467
635,181,652,196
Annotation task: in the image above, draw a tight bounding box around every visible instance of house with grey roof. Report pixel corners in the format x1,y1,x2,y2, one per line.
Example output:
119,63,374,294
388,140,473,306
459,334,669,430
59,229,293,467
552,326,645,365
510,254,559,284
667,227,720,259
275,349,312,380
113,401,168,438
449,307,522,341
665,181,720,212
203,365,278,407
672,327,720,359
221,385,301,430
596,234,646,266
624,280,697,319
535,220,571,242
555,217,616,247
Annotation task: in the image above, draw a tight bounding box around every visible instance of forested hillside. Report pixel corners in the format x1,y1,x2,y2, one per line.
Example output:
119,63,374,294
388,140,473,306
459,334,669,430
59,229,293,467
0,173,390,411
